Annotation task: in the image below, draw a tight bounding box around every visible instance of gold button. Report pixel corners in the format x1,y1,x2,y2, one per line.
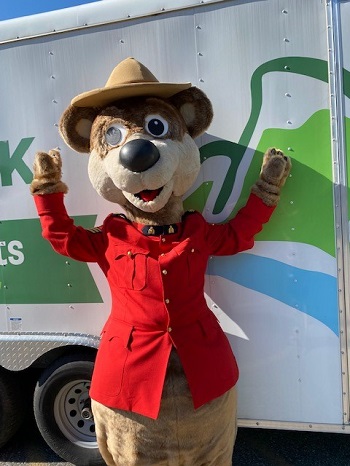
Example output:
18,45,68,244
162,238,166,243
165,299,170,304
168,327,172,332
160,253,165,257
162,269,168,275
191,248,195,253
127,250,133,257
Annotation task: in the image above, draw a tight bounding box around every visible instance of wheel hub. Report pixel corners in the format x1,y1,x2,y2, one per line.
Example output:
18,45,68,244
54,380,97,447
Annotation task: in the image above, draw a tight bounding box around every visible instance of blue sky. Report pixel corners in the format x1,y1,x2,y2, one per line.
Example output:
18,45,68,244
0,0,101,21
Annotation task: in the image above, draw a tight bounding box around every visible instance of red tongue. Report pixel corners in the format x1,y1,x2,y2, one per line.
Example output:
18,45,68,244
139,189,161,202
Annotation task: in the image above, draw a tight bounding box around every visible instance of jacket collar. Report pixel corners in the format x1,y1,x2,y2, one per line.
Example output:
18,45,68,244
140,224,179,236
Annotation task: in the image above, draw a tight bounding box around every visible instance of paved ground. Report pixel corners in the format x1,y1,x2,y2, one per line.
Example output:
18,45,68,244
234,428,350,465
0,414,69,465
2,414,350,466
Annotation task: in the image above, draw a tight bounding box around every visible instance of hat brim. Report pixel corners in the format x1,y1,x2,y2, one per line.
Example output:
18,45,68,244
71,82,192,108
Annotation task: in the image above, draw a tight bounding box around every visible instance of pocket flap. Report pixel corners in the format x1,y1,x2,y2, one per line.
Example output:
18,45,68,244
114,245,149,259
102,320,134,348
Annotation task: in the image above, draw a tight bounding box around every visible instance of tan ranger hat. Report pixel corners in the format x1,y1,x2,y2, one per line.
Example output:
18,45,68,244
71,57,192,107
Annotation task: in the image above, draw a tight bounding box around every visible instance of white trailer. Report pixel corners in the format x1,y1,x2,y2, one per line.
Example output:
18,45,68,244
1,0,350,463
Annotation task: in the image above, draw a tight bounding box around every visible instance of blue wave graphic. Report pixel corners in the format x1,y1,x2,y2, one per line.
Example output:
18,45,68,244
207,253,339,335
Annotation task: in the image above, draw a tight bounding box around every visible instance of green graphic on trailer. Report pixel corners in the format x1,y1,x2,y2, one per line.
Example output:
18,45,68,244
0,138,34,186
185,57,350,257
0,216,103,304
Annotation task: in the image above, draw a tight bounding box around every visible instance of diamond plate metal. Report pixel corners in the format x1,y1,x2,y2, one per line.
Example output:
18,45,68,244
0,333,100,370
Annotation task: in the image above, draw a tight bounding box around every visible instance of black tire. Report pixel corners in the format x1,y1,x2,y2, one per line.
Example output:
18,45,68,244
33,353,104,466
0,367,23,448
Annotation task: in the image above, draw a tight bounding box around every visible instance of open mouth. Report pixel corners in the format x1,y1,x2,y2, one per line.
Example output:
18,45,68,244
136,188,163,202
124,182,172,213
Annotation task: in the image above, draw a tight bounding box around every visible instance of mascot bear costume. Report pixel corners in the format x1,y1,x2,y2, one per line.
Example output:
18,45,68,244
30,57,291,465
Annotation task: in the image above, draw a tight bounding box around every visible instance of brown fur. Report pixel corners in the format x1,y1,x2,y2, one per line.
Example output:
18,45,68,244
170,87,213,139
59,87,212,157
90,98,187,159
30,150,68,195
251,148,292,206
59,105,100,153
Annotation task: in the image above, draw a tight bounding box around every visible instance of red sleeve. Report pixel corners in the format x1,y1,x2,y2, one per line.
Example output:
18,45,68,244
205,193,275,256
34,192,106,263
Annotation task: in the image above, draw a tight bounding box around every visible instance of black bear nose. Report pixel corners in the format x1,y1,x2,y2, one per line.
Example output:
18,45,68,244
119,139,160,172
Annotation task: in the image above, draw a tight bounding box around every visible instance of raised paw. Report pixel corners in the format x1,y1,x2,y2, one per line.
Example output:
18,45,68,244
30,149,68,195
33,150,62,178
260,147,291,187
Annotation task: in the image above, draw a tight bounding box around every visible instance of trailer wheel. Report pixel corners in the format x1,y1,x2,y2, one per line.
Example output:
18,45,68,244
0,368,23,448
33,354,104,466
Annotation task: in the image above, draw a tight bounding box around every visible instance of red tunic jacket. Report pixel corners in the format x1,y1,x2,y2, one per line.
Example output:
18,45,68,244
34,192,274,419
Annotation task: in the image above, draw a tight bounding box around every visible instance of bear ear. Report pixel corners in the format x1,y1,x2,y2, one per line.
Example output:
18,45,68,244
170,87,213,139
59,105,100,153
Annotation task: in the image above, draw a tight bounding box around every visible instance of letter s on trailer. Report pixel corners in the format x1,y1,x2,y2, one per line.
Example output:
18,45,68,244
1,0,350,463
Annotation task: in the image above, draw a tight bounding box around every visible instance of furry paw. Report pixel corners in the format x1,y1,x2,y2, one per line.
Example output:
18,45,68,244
260,148,291,188
251,148,291,206
30,149,68,195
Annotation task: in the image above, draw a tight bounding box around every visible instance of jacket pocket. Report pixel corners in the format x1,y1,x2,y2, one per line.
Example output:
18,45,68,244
94,320,134,396
114,245,149,290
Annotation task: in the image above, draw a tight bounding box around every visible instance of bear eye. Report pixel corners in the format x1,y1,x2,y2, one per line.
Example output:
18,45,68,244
145,114,169,138
105,124,127,147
